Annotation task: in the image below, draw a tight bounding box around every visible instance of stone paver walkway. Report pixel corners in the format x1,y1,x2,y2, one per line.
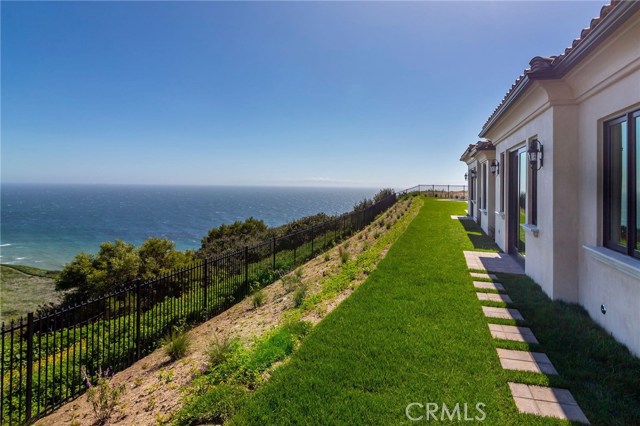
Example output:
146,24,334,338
476,292,512,303
464,251,524,274
508,383,590,424
470,272,498,280
473,281,505,291
482,306,524,320
451,215,473,220
466,239,588,424
488,324,539,344
497,349,557,375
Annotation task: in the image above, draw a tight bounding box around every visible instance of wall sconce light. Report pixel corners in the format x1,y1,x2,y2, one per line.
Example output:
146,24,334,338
464,173,468,181
490,159,500,175
528,139,543,170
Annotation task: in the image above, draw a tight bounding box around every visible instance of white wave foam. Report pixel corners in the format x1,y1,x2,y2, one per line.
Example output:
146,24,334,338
0,243,11,247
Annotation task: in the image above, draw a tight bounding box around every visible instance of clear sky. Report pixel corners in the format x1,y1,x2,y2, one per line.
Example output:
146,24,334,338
1,1,605,188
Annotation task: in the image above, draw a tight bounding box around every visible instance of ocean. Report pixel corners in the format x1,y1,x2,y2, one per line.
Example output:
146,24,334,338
0,184,378,270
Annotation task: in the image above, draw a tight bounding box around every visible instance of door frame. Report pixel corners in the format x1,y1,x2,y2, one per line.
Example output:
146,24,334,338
508,146,527,263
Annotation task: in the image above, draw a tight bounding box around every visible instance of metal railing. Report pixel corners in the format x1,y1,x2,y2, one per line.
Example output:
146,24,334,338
2,187,438,425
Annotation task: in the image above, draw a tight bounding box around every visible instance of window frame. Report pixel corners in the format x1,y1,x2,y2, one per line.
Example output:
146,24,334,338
603,109,640,259
529,139,538,226
499,152,505,213
482,162,487,210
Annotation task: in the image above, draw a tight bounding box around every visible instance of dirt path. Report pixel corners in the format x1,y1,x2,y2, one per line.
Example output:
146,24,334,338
35,198,418,426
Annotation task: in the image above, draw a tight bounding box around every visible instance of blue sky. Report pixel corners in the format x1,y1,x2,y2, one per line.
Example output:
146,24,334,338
2,1,604,188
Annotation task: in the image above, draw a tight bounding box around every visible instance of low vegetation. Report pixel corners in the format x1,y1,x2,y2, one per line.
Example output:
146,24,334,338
173,321,311,425
228,198,640,425
81,367,125,425
162,328,191,361
0,265,61,322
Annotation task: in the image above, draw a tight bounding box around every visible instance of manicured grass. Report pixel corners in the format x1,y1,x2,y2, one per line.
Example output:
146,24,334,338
0,265,61,322
229,198,532,425
462,219,640,425
229,198,640,425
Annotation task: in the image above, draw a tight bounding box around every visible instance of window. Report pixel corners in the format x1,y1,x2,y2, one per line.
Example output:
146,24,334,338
529,140,538,226
604,109,640,259
482,163,487,210
499,152,505,212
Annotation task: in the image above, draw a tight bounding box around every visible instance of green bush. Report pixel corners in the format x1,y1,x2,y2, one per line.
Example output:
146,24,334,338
174,384,247,426
208,335,237,367
324,252,331,262
163,329,191,361
293,285,308,308
82,367,125,425
339,247,349,264
252,290,266,309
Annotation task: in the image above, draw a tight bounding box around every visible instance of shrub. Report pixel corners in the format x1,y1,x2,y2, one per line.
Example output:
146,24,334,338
386,222,392,230
174,384,248,426
281,275,298,293
82,367,126,425
373,231,381,239
293,284,308,308
208,335,236,367
324,252,331,262
252,290,266,309
295,267,304,280
163,329,191,361
339,247,349,264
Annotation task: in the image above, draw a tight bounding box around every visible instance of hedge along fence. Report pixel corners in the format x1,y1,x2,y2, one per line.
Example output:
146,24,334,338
1,187,432,425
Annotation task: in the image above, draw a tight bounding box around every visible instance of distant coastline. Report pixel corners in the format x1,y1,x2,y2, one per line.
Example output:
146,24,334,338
0,184,379,269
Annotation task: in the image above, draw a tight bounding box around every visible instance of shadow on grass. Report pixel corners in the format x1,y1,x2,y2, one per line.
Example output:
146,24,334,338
457,218,502,252
498,272,640,426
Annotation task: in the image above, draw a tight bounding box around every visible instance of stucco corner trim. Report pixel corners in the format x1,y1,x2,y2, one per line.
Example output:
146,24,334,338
521,224,540,237
583,245,640,280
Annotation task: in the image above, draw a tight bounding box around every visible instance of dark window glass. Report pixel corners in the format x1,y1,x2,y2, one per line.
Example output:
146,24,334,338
500,153,505,212
636,116,640,252
604,110,639,258
606,119,628,249
518,150,527,254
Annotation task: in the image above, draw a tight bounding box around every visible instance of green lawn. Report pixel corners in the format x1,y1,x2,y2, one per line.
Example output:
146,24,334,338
229,197,640,425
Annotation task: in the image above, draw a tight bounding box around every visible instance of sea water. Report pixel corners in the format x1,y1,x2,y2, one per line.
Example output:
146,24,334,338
0,184,377,270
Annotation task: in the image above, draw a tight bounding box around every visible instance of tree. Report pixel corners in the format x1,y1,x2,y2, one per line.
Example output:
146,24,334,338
199,217,270,259
139,237,194,280
373,188,395,203
55,252,94,291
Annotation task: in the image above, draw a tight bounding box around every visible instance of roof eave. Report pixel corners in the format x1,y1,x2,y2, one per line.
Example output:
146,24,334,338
479,75,532,138
479,0,640,139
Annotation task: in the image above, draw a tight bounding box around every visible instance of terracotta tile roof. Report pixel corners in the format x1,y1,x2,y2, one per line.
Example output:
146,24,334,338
480,1,629,136
460,140,495,161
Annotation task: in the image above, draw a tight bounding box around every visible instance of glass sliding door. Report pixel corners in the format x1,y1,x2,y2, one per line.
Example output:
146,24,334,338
509,146,528,259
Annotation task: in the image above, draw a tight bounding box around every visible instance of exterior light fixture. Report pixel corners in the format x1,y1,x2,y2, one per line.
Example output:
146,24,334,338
490,159,500,175
528,139,543,170
470,169,477,178
464,173,468,181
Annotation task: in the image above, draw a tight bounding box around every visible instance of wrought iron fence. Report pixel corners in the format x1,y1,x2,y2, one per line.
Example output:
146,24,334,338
399,184,467,200
2,186,444,425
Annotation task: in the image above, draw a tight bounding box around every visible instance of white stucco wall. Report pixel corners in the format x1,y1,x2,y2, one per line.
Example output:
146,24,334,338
568,12,640,356
483,11,640,356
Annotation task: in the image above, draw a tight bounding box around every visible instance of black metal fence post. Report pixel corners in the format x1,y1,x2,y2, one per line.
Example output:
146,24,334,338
135,279,141,359
272,237,276,271
25,312,34,421
202,259,209,314
244,246,249,295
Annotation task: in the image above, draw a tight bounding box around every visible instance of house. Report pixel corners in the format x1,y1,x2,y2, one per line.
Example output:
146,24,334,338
460,141,496,236
461,0,640,356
